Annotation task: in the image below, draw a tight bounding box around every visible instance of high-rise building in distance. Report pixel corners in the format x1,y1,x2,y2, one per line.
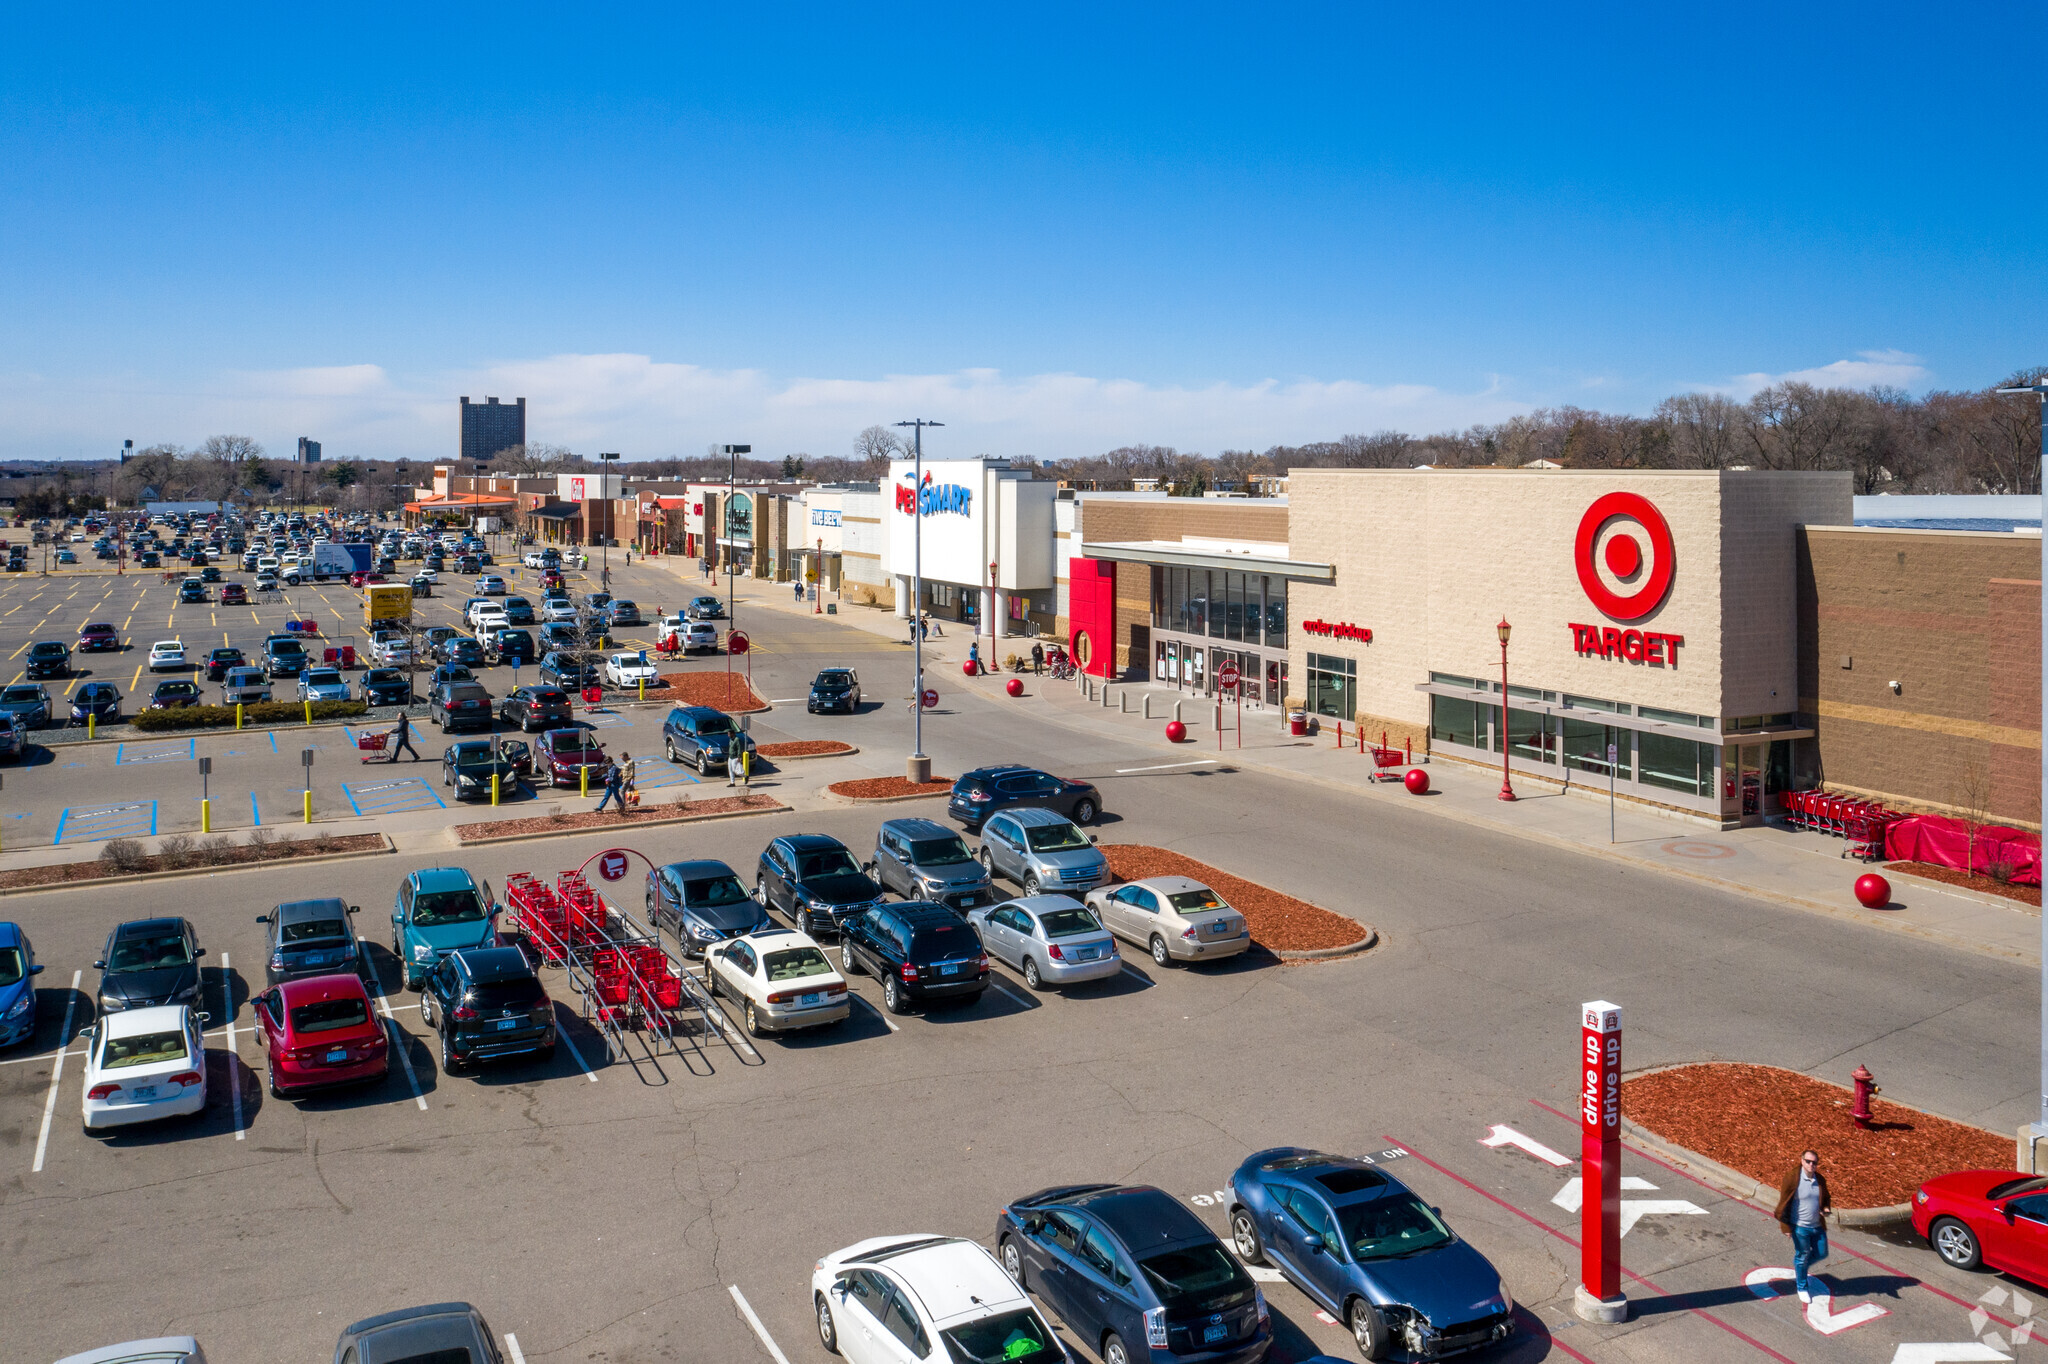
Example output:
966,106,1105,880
460,396,526,463
297,437,322,463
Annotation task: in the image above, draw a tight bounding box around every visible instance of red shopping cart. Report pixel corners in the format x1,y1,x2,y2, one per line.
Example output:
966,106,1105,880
355,731,391,764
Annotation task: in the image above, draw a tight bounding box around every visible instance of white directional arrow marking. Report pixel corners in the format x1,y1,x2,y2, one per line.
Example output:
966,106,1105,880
1480,1124,1572,1166
1743,1267,1888,1331
1887,1346,2011,1363
1551,1176,1708,1235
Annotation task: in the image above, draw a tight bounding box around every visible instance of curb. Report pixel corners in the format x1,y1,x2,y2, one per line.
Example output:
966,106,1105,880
0,834,397,895
1270,928,1379,961
1619,1118,1915,1226
450,799,790,846
756,744,859,762
823,787,954,805
1880,863,2040,915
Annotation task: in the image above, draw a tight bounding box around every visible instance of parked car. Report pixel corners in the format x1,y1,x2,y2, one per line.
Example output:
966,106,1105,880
499,685,573,732
539,650,600,691
297,667,351,703
538,727,608,787
469,604,509,635
53,548,77,564
646,859,770,955
474,573,507,595
704,927,849,1036
968,896,1121,991
262,636,309,678
435,635,488,668
0,921,44,1049
606,598,642,626
0,682,54,728
502,594,535,625
253,570,279,592
80,1004,209,1131
756,834,887,938
198,563,223,582
808,667,861,713
1228,1147,1512,1359
418,946,557,1073
147,639,188,672
203,646,246,681
544,597,580,623
1915,1170,2048,1284
69,681,121,725
76,621,121,652
93,917,205,1014
432,663,476,688
687,595,726,620
872,817,994,909
430,680,495,732
441,740,525,801
812,1236,1064,1364
221,666,272,705
683,620,720,653
604,651,659,688
390,867,501,990
25,641,72,678
662,704,755,773
951,764,1102,831
420,624,461,653
253,897,365,986
1087,876,1252,968
997,1183,1273,1364
149,680,205,710
218,581,248,605
359,667,412,706
979,808,1109,898
368,631,413,666
176,578,208,603
839,900,988,1014
333,1303,502,1364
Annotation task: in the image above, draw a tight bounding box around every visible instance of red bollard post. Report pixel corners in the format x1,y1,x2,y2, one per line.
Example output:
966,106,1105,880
1576,1001,1627,1323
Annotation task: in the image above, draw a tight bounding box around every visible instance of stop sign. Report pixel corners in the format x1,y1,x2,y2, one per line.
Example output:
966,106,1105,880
597,851,629,881
1216,660,1241,690
727,629,751,655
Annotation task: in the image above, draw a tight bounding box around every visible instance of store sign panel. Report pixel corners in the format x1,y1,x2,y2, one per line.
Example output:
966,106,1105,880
1301,619,1372,643
896,472,972,517
1568,623,1683,667
887,458,991,585
810,508,841,527
1574,492,1674,621
569,476,586,501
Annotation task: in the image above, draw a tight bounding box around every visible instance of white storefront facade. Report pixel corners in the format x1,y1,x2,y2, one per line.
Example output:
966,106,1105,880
885,458,1057,637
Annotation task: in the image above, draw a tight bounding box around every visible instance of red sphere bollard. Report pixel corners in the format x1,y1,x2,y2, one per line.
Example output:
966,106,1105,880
1853,873,1891,908
1005,678,1023,697
1403,768,1430,795
1164,720,1187,743
961,660,977,677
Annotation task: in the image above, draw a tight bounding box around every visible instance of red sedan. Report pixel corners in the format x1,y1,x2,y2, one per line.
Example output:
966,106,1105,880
76,622,121,652
540,728,608,787
1914,1170,2048,1284
252,973,391,1098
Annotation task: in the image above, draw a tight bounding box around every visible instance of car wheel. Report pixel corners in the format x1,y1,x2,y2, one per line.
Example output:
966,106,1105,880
1073,797,1098,824
1230,1207,1266,1264
665,738,677,762
439,1028,464,1075
1347,1299,1390,1360
267,1069,284,1100
1022,873,1041,896
1931,1216,1982,1270
815,1296,840,1356
841,945,861,976
418,994,434,1027
1151,935,1175,968
1000,1237,1026,1286
882,975,908,1015
745,1000,767,1038
979,848,995,875
1102,1332,1130,1364
695,750,709,774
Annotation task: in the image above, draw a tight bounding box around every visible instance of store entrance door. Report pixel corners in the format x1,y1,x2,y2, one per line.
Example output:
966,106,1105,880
1738,743,1765,826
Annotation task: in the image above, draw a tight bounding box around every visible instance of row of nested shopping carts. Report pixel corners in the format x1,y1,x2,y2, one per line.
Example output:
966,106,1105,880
503,870,698,1059
1784,789,1901,863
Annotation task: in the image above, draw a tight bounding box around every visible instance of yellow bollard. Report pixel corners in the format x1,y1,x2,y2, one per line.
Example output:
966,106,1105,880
580,766,589,798
303,790,312,824
304,699,312,725
201,798,211,833
88,713,95,740
236,702,244,729
639,678,645,702
491,772,500,806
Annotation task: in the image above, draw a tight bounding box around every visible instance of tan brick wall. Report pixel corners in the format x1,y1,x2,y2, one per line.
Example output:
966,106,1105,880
1082,499,1289,546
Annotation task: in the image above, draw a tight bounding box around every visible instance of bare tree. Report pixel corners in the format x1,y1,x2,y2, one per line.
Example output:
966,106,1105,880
1742,383,1858,471
489,442,579,474
853,425,903,476
1658,393,1745,469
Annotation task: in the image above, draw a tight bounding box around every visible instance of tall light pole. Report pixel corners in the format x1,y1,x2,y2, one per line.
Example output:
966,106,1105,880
722,445,750,626
898,419,943,783
1496,618,1516,801
1997,374,2048,1160
597,453,620,587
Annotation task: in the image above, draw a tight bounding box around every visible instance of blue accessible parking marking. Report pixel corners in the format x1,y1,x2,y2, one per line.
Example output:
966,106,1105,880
113,738,196,764
579,711,635,729
55,800,158,843
341,776,446,816
628,752,699,791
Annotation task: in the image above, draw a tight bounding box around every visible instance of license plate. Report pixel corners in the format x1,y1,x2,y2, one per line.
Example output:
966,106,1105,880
1203,1324,1228,1345
800,993,822,1007
325,1048,348,1063
941,963,961,976
493,1018,519,1031
1076,947,1099,962
1209,922,1230,934
128,1085,158,1100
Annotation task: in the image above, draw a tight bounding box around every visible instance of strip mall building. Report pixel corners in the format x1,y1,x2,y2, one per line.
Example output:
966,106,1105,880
1065,469,2041,830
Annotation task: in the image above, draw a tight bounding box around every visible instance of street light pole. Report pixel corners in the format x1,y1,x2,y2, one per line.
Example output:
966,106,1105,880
897,420,943,783
598,453,619,588
1496,618,1516,801
721,445,750,628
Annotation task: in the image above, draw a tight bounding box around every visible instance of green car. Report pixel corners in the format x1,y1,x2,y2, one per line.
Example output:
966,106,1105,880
390,867,502,990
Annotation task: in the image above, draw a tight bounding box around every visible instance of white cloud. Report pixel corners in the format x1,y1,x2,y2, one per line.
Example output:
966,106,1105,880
0,354,1533,462
1724,349,1928,398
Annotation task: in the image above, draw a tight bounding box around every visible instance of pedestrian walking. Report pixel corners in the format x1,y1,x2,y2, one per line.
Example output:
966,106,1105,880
967,641,982,676
595,757,626,814
794,579,804,603
1031,641,1044,675
390,710,420,763
619,753,638,807
1775,1149,1833,1302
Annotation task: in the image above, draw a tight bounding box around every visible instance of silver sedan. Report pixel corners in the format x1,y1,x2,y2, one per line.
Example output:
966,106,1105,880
1086,875,1251,967
967,895,1122,990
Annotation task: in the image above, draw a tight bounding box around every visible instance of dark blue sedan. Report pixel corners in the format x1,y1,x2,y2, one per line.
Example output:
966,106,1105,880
996,1183,1270,1364
1227,1147,1512,1360
0,922,43,1048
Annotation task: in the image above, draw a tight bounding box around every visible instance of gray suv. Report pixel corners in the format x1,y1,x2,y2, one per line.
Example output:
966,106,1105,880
977,807,1109,898
873,818,995,910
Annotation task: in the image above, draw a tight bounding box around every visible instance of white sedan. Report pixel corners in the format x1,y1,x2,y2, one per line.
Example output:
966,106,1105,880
604,652,660,688
81,1004,208,1130
811,1235,1062,1364
703,927,849,1036
147,640,186,672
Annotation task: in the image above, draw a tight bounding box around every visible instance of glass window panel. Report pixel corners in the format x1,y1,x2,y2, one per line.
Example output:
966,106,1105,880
1266,577,1287,649
1506,683,1545,702
1429,672,1483,691
1306,652,1355,719
1562,717,1631,779
1502,707,1553,763
1638,732,1706,796
1564,695,1627,714
1224,572,1243,643
1206,571,1223,638
1638,705,1708,728
1430,694,1483,748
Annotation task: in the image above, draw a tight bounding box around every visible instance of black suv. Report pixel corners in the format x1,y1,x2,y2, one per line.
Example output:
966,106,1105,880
24,641,70,679
539,651,599,691
499,685,572,731
435,635,487,668
417,946,557,1074
93,916,205,1014
431,680,494,732
949,764,1102,832
756,834,885,938
503,595,536,625
204,646,245,681
487,628,537,666
254,897,364,986
839,901,988,1014
807,668,861,713
359,667,413,706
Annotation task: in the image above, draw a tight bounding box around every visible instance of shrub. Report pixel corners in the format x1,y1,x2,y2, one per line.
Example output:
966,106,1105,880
248,826,277,849
198,834,235,865
99,838,149,873
157,834,195,869
130,698,368,732
1987,860,2017,885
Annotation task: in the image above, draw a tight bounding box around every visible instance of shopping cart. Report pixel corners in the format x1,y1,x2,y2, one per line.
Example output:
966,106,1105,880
1366,745,1408,782
355,731,392,765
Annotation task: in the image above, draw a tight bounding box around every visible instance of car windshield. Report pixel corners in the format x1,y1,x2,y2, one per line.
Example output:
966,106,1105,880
412,889,487,926
909,836,973,866
1987,1176,2048,1200
1337,1195,1454,1261
157,683,198,696
305,670,342,685
1038,908,1101,938
686,875,750,906
549,733,599,755
289,998,369,1034
453,748,506,769
694,713,734,734
1138,1244,1244,1304
0,947,23,987
763,947,833,981
282,916,346,943
3,686,41,702
815,671,853,686
366,669,401,683
942,1309,1057,1363
109,933,192,972
270,640,305,658
103,1029,188,1069
799,850,861,878
467,979,544,1009
1168,889,1226,913
31,643,63,656
1025,823,1089,852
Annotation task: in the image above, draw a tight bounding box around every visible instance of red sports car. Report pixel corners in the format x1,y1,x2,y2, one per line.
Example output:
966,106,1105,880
252,973,390,1098
1913,1170,2048,1284
76,622,121,652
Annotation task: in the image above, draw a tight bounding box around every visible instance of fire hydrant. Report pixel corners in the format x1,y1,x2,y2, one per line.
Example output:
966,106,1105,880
1850,1063,1880,1129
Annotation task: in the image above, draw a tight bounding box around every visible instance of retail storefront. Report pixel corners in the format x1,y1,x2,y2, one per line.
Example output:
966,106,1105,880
886,457,1056,637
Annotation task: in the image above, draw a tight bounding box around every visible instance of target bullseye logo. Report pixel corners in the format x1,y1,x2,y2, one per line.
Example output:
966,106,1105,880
1575,492,1674,621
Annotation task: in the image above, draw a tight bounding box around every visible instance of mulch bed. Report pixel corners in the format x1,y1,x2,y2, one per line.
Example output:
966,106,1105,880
1101,845,1365,953
757,740,854,758
1623,1062,2014,1208
0,832,387,889
828,776,956,800
451,793,782,841
642,671,768,712
1885,860,2041,907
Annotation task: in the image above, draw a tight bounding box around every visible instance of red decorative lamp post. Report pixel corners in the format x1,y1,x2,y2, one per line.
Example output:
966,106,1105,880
1496,618,1516,802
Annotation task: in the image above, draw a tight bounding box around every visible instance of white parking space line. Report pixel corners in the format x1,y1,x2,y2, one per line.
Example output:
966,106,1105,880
552,1004,599,1081
728,1285,793,1364
504,1333,526,1364
1118,963,1155,988
1114,758,1219,774
850,992,900,1032
984,972,1040,1010
767,697,807,704
221,953,244,1140
368,972,429,1111
31,970,83,1174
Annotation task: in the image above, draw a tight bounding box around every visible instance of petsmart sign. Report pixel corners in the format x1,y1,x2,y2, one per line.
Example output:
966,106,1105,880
896,472,973,517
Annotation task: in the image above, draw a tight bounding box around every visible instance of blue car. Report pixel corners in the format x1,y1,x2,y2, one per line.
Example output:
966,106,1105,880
1226,1148,1512,1360
390,867,502,990
0,922,43,1048
996,1183,1271,1364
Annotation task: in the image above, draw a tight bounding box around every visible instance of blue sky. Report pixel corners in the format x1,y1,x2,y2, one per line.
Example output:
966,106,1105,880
1,5,2038,463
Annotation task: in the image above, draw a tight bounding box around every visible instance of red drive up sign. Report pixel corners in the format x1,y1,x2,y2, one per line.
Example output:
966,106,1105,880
1580,1000,1623,1307
1569,493,1682,666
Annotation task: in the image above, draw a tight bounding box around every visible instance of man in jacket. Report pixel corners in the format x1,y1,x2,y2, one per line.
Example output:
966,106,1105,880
1774,1149,1832,1301
390,709,420,763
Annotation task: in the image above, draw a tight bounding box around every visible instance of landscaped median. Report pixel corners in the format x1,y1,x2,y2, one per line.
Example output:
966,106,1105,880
1101,845,1373,958
451,792,785,845
129,697,369,731
628,671,769,712
826,775,956,802
755,740,855,760
0,829,391,892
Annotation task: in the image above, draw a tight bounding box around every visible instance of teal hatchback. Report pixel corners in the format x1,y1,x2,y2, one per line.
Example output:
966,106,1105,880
391,868,502,990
